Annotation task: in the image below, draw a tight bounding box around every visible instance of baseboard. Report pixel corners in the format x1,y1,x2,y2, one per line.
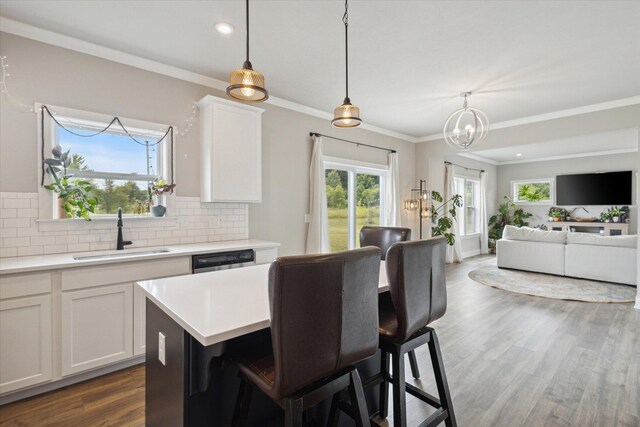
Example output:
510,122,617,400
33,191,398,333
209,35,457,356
0,356,145,406
462,249,481,259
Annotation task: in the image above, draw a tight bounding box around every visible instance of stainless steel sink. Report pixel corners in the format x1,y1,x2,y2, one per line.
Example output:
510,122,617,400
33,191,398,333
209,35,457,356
73,249,171,261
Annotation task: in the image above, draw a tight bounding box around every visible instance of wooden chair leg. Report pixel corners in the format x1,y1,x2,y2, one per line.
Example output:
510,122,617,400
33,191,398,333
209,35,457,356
347,369,370,427
379,350,390,419
408,350,421,379
232,378,254,427
284,397,304,427
391,349,407,427
428,331,457,427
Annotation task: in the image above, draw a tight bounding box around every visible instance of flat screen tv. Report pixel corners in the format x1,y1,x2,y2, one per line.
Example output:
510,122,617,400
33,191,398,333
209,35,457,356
556,171,632,206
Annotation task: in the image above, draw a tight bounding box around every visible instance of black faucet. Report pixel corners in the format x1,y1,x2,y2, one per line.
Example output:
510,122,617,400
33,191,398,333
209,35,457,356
116,207,133,250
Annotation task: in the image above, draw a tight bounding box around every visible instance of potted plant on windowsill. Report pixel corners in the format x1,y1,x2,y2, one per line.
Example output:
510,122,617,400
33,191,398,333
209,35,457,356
149,178,176,217
43,145,98,220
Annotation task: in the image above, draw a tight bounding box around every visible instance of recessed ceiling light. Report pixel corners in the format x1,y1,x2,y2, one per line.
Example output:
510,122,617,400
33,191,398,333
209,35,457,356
215,22,234,35
516,153,523,157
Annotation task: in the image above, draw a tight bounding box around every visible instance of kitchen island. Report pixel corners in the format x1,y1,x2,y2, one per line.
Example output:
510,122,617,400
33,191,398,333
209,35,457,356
137,262,388,426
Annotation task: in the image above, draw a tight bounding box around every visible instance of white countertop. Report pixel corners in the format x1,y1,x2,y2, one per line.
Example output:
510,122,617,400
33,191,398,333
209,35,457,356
137,262,389,347
0,239,280,275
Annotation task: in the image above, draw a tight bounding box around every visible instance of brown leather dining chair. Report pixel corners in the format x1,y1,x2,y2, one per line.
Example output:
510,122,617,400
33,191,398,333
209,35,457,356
375,238,456,427
228,247,382,427
359,226,421,380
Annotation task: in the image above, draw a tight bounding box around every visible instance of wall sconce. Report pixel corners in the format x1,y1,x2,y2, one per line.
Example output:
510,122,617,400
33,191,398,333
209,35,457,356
404,179,430,239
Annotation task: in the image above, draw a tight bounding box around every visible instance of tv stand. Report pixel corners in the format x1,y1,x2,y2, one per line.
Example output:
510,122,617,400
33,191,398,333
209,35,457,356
547,221,629,236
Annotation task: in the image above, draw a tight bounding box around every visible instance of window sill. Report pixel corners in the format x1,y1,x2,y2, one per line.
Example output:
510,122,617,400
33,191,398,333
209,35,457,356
36,216,177,224
461,233,480,240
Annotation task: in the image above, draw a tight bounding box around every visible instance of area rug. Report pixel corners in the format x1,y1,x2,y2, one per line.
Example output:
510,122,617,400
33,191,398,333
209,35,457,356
468,263,636,303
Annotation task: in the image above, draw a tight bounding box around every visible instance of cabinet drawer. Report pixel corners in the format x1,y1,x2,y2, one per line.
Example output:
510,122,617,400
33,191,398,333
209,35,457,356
0,273,52,300
61,257,190,291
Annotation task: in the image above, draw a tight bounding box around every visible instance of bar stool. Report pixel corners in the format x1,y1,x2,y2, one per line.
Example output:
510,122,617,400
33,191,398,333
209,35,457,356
359,226,421,380
375,238,456,427
228,247,381,427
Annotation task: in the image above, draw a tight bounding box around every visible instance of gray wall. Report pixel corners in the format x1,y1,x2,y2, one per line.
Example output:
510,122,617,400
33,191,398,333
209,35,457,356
0,33,415,256
497,153,638,234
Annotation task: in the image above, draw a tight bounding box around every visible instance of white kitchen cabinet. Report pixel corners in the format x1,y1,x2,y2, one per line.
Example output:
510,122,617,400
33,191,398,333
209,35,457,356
197,95,264,203
61,283,133,376
133,283,147,356
0,295,52,394
255,247,278,265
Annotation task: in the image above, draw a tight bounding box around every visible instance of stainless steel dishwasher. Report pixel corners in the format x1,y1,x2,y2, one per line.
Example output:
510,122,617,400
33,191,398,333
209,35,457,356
191,249,255,273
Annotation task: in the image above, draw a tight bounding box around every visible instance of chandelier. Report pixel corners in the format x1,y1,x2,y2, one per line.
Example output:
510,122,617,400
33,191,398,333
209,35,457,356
443,92,489,150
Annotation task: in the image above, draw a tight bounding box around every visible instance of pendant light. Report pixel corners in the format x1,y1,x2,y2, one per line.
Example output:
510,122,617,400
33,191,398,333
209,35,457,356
443,92,489,151
332,0,362,128
227,0,268,103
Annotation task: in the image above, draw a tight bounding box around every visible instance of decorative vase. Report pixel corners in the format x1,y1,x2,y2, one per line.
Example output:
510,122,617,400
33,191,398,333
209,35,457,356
548,216,553,222
612,216,620,223
151,205,166,217
553,217,560,222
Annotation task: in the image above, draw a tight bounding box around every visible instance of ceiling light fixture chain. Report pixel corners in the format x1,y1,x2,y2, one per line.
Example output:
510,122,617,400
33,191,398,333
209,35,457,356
331,0,362,128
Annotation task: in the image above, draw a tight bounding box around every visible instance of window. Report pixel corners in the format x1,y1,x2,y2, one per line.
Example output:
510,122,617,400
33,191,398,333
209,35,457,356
454,177,480,235
324,158,386,252
511,178,554,204
42,105,171,217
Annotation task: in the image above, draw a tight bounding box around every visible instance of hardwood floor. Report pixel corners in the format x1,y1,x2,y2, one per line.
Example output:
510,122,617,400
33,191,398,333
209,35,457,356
1,255,638,426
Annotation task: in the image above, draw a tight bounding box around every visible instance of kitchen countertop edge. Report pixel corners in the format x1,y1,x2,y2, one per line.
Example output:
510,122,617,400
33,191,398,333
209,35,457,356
0,239,281,275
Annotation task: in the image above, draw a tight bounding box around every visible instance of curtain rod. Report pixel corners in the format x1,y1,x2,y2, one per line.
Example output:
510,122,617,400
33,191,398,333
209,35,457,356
444,161,485,173
309,132,396,153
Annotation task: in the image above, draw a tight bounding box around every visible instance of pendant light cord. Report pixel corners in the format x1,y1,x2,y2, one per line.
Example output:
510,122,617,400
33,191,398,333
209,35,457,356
246,0,250,62
343,0,349,99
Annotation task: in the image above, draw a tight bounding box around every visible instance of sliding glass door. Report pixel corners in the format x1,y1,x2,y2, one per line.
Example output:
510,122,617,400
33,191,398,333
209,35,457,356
325,160,386,252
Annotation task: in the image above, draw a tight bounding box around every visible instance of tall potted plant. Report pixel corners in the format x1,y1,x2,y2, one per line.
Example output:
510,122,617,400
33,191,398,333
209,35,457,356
429,191,463,246
488,196,533,253
43,145,97,220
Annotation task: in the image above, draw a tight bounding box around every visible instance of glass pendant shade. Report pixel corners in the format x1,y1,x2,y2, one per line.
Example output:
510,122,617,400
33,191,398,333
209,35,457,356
332,98,361,128
443,92,489,151
227,61,268,102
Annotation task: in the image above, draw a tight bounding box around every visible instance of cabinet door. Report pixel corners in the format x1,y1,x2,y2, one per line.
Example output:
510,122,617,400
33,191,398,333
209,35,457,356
200,97,263,203
0,295,52,394
61,283,133,376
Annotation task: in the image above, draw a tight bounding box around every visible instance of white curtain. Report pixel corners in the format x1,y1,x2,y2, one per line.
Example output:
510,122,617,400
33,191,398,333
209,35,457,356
444,163,463,263
479,171,489,254
384,152,402,227
306,135,330,254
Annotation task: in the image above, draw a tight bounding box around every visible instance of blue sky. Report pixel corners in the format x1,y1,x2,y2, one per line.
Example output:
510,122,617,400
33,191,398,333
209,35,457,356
58,127,159,176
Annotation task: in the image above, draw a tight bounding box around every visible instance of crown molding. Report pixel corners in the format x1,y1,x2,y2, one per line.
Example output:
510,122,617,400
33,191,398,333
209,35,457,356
459,147,639,166
417,96,640,142
0,17,419,143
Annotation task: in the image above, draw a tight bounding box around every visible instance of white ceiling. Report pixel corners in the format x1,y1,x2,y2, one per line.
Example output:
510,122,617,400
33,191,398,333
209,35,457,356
460,128,639,165
0,1,639,139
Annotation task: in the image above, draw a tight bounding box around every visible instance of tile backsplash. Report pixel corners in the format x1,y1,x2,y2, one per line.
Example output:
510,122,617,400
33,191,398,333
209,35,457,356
0,192,248,258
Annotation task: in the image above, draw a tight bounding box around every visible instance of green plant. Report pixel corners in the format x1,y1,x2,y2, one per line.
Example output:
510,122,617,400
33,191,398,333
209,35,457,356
149,178,176,206
488,196,533,240
43,145,97,220
599,210,612,222
429,191,463,246
609,206,622,217
548,206,565,218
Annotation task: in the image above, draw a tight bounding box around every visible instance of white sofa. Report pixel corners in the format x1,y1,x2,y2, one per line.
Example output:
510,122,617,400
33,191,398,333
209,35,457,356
496,225,637,286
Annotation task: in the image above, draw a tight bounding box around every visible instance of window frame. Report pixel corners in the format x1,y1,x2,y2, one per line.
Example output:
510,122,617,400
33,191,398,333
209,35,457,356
511,178,555,205
324,156,387,251
37,104,174,219
454,176,480,236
